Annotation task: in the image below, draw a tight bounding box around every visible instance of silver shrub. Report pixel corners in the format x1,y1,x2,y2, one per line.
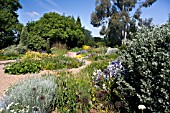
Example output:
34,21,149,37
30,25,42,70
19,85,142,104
0,76,57,113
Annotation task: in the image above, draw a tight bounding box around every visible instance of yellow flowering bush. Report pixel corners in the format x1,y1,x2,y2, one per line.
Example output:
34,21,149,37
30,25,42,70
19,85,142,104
82,45,90,50
22,51,56,61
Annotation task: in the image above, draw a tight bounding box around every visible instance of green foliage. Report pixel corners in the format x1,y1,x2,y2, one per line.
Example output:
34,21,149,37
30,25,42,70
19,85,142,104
2,45,27,59
118,44,127,51
27,35,46,51
27,12,85,48
83,28,95,46
19,26,29,46
50,47,67,56
4,53,82,74
89,54,119,62
1,76,56,113
79,60,109,77
117,24,170,112
5,60,42,74
42,56,82,70
69,47,82,52
91,0,156,46
46,38,51,53
76,16,82,27
3,45,19,57
0,0,22,49
55,74,92,113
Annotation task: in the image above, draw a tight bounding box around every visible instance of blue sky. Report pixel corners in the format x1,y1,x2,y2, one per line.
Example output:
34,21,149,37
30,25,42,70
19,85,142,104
18,0,170,37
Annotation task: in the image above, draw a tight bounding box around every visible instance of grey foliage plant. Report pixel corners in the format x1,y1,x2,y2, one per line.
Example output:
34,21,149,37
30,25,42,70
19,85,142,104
117,24,170,112
0,76,57,113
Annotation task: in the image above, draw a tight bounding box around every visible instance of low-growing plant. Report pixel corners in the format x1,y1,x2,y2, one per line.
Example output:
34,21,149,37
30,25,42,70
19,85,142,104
88,54,119,61
0,102,29,113
4,60,42,74
69,47,82,52
0,76,57,113
5,52,83,74
50,47,68,56
55,74,92,113
90,59,125,112
3,47,19,57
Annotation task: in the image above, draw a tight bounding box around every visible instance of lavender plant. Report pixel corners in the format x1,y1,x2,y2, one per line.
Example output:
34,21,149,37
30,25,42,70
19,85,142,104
91,59,125,112
93,59,125,86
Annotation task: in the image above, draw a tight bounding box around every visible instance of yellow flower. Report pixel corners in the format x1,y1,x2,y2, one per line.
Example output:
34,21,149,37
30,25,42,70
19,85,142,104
76,54,83,58
82,45,90,50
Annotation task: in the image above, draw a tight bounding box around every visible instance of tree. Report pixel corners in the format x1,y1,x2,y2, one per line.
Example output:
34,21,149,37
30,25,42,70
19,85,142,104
83,28,95,46
19,26,29,46
76,16,82,27
168,14,170,24
27,12,85,48
91,0,156,46
27,35,46,51
0,0,22,49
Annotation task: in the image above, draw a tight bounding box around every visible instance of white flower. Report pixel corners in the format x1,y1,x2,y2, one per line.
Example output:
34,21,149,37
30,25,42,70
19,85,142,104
0,108,4,112
138,105,146,110
10,109,15,112
6,102,14,110
102,84,107,90
93,71,97,76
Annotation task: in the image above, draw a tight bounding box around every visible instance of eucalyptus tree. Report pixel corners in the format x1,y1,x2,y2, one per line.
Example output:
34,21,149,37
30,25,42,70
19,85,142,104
91,0,156,46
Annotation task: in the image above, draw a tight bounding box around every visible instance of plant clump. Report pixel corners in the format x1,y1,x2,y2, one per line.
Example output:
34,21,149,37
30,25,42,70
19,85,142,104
0,76,57,113
116,24,170,112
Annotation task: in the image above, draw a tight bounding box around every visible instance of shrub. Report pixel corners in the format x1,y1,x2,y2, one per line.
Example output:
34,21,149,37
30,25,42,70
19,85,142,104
3,45,19,57
4,60,42,74
90,59,125,112
0,76,57,113
51,47,67,56
4,52,82,74
117,24,170,112
27,35,47,51
89,54,119,61
15,44,27,54
22,51,53,61
55,74,92,113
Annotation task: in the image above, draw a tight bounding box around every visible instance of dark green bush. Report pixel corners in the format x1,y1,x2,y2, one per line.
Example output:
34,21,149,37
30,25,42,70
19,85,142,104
117,24,170,112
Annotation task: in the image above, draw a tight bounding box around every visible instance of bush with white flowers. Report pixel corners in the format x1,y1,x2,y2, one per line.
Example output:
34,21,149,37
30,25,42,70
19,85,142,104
117,24,170,112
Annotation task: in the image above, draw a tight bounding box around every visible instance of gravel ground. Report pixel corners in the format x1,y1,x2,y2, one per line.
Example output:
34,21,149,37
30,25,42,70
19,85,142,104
0,59,91,100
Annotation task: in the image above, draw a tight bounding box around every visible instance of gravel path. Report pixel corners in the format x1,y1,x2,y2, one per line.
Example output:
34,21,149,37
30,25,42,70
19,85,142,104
0,60,41,100
0,59,91,100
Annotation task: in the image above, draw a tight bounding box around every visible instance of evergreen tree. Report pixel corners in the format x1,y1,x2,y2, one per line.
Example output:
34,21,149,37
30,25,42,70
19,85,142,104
76,16,82,27
19,27,29,46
